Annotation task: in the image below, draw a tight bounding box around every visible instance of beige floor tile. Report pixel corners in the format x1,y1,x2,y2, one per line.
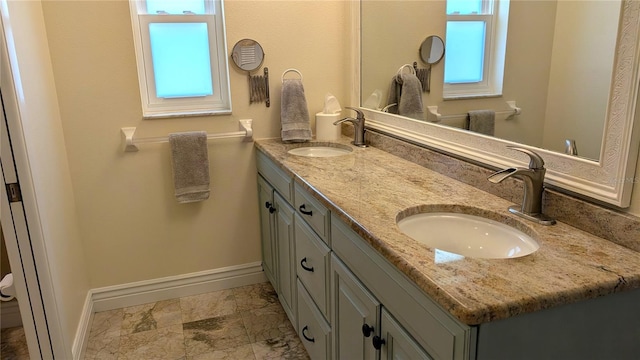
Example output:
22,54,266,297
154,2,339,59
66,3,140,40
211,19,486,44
88,309,123,339
251,328,310,360
183,313,250,357
121,299,182,335
232,282,278,312
0,327,30,360
185,343,255,360
81,282,308,360
83,333,120,360
180,290,236,323
241,303,292,343
118,323,185,360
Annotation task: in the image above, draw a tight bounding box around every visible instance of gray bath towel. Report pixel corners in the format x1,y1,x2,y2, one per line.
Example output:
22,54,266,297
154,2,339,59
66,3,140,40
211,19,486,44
467,110,495,136
386,73,424,120
169,131,210,203
281,79,312,142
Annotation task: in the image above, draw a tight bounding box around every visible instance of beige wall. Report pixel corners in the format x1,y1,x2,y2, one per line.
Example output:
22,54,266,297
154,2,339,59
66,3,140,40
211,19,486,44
41,0,350,288
542,0,620,159
2,0,90,356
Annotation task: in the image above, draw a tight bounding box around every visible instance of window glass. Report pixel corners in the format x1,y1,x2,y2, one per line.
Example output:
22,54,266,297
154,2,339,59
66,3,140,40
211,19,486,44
146,0,207,14
148,22,213,98
447,0,482,14
444,21,486,83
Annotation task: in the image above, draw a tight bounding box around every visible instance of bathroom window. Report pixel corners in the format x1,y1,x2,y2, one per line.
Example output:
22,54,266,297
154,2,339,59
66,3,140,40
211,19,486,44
129,0,231,118
443,0,510,99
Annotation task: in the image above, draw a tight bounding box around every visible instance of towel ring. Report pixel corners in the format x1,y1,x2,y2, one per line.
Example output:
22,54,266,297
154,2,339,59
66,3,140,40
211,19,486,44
282,68,303,83
396,64,416,76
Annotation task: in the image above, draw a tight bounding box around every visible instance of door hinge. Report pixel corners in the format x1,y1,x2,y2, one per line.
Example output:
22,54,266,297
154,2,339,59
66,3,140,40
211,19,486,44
6,183,22,203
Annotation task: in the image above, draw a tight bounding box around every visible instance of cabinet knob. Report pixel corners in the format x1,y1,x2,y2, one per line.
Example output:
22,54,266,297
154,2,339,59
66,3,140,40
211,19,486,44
265,201,275,213
362,323,374,337
300,257,314,272
301,325,315,343
299,204,313,216
372,335,385,350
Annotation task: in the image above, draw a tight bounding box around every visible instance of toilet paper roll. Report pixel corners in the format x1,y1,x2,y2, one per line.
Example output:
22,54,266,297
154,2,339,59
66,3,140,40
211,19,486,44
315,112,342,141
1,273,16,301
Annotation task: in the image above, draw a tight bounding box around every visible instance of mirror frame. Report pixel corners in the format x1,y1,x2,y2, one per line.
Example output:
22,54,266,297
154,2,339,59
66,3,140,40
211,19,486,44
350,0,640,208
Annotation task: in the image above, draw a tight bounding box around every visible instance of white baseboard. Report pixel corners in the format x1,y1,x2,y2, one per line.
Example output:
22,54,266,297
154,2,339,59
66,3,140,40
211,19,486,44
72,262,266,360
0,299,22,328
72,292,94,360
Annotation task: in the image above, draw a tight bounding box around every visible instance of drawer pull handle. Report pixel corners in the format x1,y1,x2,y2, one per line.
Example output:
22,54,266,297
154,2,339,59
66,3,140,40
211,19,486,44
265,201,275,214
302,326,315,343
362,323,374,337
300,257,314,272
299,204,313,216
372,335,385,350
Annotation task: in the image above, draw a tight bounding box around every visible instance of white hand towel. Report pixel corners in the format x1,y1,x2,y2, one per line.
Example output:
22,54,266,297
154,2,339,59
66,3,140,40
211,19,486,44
467,110,495,136
281,79,312,142
169,131,210,203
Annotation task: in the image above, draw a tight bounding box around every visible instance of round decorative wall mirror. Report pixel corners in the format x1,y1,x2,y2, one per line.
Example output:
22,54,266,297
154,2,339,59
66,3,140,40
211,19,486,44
419,35,445,65
231,39,265,71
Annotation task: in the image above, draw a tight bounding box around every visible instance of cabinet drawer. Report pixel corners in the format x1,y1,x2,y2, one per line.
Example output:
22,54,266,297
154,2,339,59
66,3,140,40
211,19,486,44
294,183,330,244
331,214,473,360
257,151,293,203
297,280,331,360
295,215,331,320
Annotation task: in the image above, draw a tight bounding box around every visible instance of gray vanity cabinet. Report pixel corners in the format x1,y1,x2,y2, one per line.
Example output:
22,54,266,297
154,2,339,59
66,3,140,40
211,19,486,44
256,152,297,328
331,254,380,360
380,308,432,360
257,176,277,290
331,214,475,360
331,249,431,360
257,149,472,360
274,192,297,326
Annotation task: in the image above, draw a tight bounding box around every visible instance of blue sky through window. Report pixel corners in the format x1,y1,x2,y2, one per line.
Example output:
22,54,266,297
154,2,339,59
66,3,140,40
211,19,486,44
444,21,486,83
149,22,213,98
146,0,206,14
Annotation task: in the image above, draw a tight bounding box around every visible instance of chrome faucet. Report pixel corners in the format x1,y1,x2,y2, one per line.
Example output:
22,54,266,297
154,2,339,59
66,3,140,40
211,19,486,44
334,107,368,147
488,146,556,225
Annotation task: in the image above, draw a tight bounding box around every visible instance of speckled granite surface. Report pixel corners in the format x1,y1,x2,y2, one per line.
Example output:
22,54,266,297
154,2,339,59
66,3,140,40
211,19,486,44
255,137,640,325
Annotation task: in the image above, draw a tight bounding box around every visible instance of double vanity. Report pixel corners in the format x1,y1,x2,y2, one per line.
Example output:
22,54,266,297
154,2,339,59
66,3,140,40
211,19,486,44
255,136,640,360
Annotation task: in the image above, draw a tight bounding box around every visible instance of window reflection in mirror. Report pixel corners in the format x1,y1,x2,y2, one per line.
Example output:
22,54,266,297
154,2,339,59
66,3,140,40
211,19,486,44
361,0,622,161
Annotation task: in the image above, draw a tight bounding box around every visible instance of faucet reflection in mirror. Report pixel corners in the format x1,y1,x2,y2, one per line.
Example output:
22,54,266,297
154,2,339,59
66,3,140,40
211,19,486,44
488,146,556,226
358,0,640,207
361,0,621,161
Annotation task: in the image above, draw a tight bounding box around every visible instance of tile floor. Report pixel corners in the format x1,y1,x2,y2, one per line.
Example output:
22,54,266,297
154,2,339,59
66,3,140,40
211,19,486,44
83,281,310,359
1,326,30,359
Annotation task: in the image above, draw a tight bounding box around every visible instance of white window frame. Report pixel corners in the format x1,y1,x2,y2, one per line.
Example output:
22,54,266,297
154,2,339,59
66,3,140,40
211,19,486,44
444,0,510,99
129,0,232,118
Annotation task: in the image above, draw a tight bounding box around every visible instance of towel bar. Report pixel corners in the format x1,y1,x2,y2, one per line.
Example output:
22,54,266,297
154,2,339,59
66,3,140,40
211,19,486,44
426,101,521,122
121,119,253,152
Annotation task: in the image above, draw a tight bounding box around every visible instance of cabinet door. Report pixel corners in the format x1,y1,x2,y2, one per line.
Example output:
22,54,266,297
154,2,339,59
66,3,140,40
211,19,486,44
331,254,380,360
295,215,331,319
298,280,332,360
258,176,277,290
380,308,432,360
275,192,297,329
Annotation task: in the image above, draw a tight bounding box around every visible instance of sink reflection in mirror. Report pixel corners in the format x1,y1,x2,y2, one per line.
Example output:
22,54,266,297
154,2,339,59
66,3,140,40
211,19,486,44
287,143,353,158
396,205,539,260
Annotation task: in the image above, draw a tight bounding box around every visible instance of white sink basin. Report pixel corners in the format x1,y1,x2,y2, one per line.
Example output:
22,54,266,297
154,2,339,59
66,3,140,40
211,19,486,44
397,212,538,259
288,146,352,157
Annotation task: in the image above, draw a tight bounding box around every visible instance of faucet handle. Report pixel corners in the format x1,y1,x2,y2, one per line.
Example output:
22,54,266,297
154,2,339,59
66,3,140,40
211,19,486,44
346,106,365,120
508,146,545,169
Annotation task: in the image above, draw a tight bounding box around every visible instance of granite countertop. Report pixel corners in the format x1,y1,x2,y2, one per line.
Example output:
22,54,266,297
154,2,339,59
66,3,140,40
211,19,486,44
255,137,640,326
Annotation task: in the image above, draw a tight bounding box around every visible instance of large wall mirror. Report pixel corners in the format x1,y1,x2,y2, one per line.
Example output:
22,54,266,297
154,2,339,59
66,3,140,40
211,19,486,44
355,0,640,207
